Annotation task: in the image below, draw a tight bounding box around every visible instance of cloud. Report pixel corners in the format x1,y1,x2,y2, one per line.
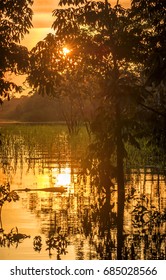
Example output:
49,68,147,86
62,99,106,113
21,1,58,48
33,13,54,28
31,0,130,28
33,0,58,13
32,0,58,28
24,0,130,48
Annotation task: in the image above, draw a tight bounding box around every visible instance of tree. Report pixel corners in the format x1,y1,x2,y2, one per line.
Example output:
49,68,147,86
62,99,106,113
131,0,166,154
52,0,148,259
27,0,159,259
131,0,166,85
27,32,102,134
0,0,33,103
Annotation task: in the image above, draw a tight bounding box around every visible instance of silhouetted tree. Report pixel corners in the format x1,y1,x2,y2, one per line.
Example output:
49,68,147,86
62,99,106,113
131,0,166,153
131,0,166,86
27,0,165,259
0,0,33,103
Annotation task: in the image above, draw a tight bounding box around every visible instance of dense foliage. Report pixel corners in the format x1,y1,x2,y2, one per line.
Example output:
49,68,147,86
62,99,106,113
0,0,33,103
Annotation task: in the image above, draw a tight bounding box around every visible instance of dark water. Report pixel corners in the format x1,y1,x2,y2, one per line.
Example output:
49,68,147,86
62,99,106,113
0,124,165,260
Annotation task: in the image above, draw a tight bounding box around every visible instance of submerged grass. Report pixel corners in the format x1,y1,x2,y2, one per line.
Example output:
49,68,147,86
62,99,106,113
125,138,166,171
0,123,90,171
0,123,165,174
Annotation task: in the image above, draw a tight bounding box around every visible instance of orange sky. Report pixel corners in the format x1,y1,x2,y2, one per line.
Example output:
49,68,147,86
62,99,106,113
22,0,130,50
22,0,58,49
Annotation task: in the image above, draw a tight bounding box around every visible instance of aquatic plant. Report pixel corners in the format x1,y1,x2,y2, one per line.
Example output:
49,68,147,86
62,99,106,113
0,183,19,230
0,227,30,248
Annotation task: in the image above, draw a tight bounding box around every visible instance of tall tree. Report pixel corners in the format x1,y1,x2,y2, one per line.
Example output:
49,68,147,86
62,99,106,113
53,0,147,259
0,0,33,103
27,0,153,259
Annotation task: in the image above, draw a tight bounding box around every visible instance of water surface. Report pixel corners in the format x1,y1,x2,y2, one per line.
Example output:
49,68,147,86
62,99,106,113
0,124,165,260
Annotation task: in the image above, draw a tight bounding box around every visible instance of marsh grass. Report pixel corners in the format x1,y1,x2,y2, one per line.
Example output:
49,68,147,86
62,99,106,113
0,123,90,173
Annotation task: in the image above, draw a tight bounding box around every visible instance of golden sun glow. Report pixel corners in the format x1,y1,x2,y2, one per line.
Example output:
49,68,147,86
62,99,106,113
62,47,71,56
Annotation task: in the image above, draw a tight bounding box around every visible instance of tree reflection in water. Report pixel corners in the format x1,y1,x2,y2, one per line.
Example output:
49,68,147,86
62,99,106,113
0,125,166,259
0,183,19,230
0,184,31,249
1,172,165,259
84,186,166,259
28,171,166,260
46,232,68,259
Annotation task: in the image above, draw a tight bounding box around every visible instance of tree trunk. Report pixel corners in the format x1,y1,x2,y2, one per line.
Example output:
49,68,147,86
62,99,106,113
116,104,125,259
0,206,3,230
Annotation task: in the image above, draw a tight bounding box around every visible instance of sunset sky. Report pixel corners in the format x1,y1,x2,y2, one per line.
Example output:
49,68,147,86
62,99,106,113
22,0,130,50
22,0,58,49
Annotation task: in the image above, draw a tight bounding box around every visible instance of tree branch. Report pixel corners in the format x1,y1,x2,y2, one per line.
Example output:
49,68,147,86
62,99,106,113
138,102,166,118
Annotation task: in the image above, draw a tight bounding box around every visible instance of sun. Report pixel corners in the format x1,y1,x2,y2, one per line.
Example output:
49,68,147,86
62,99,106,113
62,47,70,56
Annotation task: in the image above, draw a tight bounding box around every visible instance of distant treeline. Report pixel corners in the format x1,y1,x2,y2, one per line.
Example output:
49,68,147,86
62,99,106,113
0,93,93,123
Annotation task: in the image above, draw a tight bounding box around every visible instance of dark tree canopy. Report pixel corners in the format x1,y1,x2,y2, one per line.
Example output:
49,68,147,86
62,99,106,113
0,0,33,103
27,0,166,147
131,0,166,86
29,1,147,94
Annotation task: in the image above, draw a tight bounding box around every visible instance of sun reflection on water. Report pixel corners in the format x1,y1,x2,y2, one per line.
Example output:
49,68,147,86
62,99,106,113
53,167,71,187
